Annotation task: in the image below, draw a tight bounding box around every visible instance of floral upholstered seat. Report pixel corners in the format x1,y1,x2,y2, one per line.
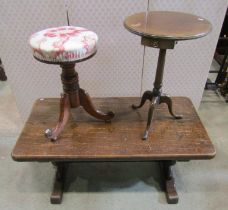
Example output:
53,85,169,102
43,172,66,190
29,26,98,63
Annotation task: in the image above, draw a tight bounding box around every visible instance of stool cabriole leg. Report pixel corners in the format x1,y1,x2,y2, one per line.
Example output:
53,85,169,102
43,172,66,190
45,93,70,141
79,89,114,121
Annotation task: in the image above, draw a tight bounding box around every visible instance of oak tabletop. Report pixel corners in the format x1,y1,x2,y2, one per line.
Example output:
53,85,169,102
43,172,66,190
12,97,215,162
124,11,212,41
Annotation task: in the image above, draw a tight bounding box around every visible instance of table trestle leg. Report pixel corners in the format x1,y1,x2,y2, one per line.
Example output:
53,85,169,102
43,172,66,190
159,160,179,204
50,163,68,204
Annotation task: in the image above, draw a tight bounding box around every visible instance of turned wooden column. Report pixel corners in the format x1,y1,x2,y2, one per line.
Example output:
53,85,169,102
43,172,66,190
153,49,166,96
61,63,80,108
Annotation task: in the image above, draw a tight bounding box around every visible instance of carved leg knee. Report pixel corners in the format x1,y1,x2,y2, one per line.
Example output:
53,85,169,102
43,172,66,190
79,88,114,121
132,90,153,109
159,95,182,119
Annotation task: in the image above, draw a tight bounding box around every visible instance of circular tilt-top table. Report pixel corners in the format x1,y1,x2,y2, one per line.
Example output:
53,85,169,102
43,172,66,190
124,11,212,140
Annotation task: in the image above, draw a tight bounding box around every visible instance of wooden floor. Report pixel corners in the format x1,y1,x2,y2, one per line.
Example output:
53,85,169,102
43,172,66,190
12,97,215,162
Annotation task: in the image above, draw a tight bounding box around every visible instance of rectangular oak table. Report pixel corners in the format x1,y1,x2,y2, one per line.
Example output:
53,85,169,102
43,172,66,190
12,97,215,204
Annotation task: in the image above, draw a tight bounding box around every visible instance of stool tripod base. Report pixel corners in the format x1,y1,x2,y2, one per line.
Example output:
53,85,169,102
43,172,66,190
45,90,114,141
133,91,182,140
44,62,114,141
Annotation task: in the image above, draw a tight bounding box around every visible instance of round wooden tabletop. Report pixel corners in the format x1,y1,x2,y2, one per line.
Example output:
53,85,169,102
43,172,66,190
124,11,212,41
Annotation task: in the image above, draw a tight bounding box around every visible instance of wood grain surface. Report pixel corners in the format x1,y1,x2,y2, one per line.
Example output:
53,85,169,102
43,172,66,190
124,11,212,40
12,97,215,162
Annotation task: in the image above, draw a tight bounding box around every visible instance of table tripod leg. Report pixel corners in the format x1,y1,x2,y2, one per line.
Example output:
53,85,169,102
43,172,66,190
45,93,70,141
51,163,67,204
142,97,157,140
132,90,153,109
159,160,178,204
160,95,182,119
79,88,114,121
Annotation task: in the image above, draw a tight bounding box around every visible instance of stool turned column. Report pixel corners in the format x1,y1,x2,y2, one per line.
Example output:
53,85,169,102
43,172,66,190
29,26,114,141
124,11,212,140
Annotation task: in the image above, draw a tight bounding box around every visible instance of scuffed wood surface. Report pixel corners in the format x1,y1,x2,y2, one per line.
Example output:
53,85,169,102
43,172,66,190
12,97,215,162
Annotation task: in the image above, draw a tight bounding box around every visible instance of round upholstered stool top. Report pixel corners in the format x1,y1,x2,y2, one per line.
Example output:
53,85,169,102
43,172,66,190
124,11,212,41
29,26,98,63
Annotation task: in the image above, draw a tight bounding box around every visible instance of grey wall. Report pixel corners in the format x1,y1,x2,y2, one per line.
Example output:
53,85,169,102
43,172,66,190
0,0,227,120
